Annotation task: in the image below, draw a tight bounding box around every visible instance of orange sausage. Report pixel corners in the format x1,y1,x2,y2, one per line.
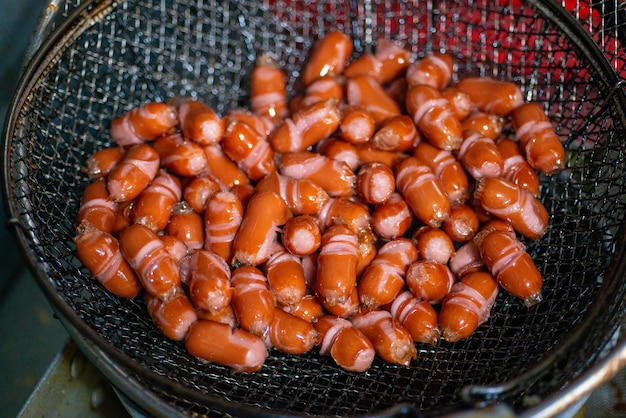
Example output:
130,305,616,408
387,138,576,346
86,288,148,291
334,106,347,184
255,171,330,217
281,215,322,256
460,112,503,140
318,197,374,244
413,141,469,205
371,114,419,153
456,77,524,116
85,146,125,179
351,309,417,366
178,100,225,146
204,190,243,264
413,226,455,264
167,203,204,250
76,178,118,233
159,235,188,263
406,51,454,90
250,54,289,121
497,138,541,196
442,204,480,243
442,87,473,120
264,246,307,306
387,290,440,345
221,120,276,181
318,137,361,172
345,75,402,125
270,99,341,153
182,175,221,213
297,76,344,110
474,176,548,240
268,308,320,354
314,315,375,372
406,260,455,304
405,84,463,151
355,143,407,170
358,238,418,310
131,169,182,232
301,31,353,86
106,144,160,202
74,220,141,299
224,108,275,138
281,294,325,323
280,151,356,198
371,192,413,241
232,191,291,266
111,200,133,235
185,249,233,313
118,223,181,299
230,266,276,338
202,144,250,190
153,132,209,177
316,224,359,307
343,37,410,84
110,102,177,146
196,304,238,328
356,162,396,205
395,156,451,227
338,106,376,145
457,130,504,180
438,271,499,342
510,102,566,175
475,228,543,307
185,320,267,373
145,289,197,341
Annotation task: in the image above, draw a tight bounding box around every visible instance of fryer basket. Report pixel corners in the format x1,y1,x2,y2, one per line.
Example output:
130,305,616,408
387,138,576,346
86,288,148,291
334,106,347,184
3,0,626,416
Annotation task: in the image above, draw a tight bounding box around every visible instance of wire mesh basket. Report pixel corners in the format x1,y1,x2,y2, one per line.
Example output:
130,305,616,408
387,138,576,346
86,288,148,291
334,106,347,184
3,0,626,416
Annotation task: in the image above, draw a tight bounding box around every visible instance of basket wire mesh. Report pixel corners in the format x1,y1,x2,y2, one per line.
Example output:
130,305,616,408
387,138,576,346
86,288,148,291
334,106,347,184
3,0,626,416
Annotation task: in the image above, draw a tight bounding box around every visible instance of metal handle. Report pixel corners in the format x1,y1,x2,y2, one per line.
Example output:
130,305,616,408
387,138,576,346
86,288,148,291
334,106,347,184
24,0,68,65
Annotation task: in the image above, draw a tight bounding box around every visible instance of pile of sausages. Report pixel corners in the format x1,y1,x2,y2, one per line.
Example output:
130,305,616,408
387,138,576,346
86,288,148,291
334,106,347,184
73,31,566,373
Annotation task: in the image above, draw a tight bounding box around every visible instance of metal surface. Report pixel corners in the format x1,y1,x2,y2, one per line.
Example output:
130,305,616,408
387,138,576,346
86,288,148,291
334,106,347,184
3,0,626,416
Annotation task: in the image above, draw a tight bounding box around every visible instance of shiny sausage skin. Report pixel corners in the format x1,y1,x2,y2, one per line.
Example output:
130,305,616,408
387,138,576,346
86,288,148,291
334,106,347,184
153,133,209,177
232,191,291,266
406,260,455,304
510,102,566,175
185,320,267,373
318,197,374,245
371,114,419,153
356,162,395,205
442,87,473,121
442,204,480,243
264,246,307,306
413,141,469,205
145,289,197,341
314,315,375,372
74,220,141,299
183,175,221,213
281,215,322,256
107,144,160,202
474,176,548,240
230,266,276,338
204,190,243,264
346,75,402,125
281,294,325,323
280,151,356,198
301,30,353,86
111,200,133,235
456,77,524,116
184,249,233,313
388,290,440,345
131,169,182,232
268,308,320,354
202,144,250,190
355,143,407,170
343,37,410,84
270,99,341,153
457,130,504,180
76,178,118,233
166,204,204,250
318,137,362,172
448,240,484,278
406,51,454,90
225,108,275,138
297,76,344,110
351,309,417,366
316,224,359,307
358,238,418,310
497,138,541,196
119,223,181,299
338,106,376,145
475,228,543,307
250,54,289,121
438,271,499,342
413,226,455,264
460,112,503,140
196,304,238,328
221,120,276,182
159,235,188,263
255,171,330,217
371,192,413,240
85,146,125,179
405,84,463,151
395,156,451,227
110,102,177,146
178,100,225,146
